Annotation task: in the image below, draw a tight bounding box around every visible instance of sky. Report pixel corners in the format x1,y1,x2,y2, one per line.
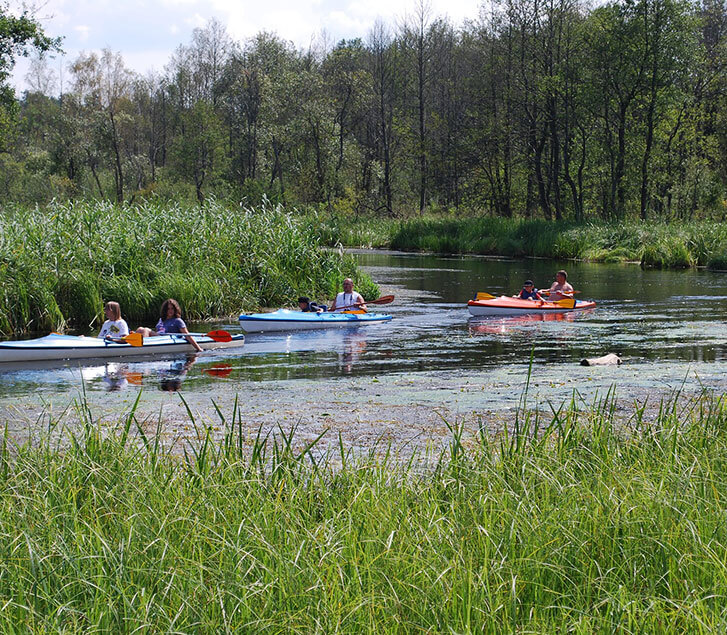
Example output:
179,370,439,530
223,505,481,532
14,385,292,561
9,0,482,93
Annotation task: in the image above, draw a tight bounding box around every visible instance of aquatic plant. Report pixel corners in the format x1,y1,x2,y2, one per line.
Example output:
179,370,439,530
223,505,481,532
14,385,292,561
308,211,727,272
0,200,378,334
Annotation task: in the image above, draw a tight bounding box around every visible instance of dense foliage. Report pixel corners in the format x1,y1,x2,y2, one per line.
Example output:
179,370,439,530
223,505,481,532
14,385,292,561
3,0,727,221
0,200,378,334
3,389,727,630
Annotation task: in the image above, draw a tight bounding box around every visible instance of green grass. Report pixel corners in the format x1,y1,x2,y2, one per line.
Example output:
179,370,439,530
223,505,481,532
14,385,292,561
304,211,727,270
3,388,727,630
0,200,378,335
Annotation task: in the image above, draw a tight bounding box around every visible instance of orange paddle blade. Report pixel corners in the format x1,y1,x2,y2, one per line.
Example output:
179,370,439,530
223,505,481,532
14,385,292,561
122,333,143,347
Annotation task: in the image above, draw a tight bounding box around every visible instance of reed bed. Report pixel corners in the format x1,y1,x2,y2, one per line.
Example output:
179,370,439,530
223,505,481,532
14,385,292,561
2,389,727,631
0,200,378,335
307,212,727,269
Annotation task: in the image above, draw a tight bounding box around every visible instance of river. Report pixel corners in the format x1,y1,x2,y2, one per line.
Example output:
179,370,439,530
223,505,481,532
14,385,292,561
2,251,726,454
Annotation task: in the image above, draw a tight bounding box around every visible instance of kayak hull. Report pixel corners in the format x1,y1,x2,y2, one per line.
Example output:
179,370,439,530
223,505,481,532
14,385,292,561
238,309,393,333
0,333,245,363
468,296,596,317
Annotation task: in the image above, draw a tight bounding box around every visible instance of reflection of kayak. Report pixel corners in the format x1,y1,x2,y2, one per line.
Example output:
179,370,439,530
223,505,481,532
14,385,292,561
238,309,393,333
467,296,596,317
468,311,579,334
0,332,246,363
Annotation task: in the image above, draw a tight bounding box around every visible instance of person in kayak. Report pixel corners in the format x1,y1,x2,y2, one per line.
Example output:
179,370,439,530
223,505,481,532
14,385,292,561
98,301,129,339
136,298,203,352
544,270,574,301
516,280,544,301
298,297,326,313
330,278,367,312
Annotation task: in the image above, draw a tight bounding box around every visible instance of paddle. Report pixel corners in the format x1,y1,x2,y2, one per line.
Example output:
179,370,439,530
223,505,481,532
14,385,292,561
541,290,581,296
114,329,233,347
335,294,395,311
475,290,582,301
473,292,577,309
120,333,143,346
196,329,233,342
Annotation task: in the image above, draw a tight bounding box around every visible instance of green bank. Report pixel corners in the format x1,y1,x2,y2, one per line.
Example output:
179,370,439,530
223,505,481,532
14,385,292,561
0,201,377,335
309,212,727,270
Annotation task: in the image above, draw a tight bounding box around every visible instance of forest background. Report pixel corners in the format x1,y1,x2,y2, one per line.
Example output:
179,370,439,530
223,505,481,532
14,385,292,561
1,0,726,223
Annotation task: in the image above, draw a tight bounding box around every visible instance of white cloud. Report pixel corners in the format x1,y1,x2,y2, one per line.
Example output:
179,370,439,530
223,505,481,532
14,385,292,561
74,25,91,42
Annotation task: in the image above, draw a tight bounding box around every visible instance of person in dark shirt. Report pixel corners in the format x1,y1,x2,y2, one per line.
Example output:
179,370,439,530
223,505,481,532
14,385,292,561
298,296,326,313
516,280,544,301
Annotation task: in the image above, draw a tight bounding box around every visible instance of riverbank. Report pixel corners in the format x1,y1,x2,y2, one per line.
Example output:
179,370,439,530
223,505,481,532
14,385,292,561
306,211,727,270
0,200,378,335
2,387,727,631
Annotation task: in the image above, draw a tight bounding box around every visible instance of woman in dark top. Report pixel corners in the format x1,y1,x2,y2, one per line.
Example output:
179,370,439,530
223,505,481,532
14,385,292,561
136,298,203,352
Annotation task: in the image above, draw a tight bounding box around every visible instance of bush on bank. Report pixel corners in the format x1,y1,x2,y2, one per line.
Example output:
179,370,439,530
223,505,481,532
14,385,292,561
0,200,378,335
3,390,727,630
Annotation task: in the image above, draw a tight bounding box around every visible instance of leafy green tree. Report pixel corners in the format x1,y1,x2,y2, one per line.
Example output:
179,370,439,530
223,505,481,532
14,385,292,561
0,3,60,150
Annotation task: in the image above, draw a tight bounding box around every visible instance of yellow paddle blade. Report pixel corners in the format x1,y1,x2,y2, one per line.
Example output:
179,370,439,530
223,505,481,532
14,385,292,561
553,298,576,309
122,333,144,347
343,310,366,314
475,292,497,300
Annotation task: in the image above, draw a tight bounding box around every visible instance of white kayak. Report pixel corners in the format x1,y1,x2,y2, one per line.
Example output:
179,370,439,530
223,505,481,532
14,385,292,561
238,309,393,333
0,332,245,363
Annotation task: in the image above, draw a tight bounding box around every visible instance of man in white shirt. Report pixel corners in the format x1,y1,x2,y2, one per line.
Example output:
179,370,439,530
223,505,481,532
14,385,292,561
330,278,367,312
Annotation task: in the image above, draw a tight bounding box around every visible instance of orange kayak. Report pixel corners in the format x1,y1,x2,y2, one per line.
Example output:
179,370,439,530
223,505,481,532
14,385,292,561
468,296,596,316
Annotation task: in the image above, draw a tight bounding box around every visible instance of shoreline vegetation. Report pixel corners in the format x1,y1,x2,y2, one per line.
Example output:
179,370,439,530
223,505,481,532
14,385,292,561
0,200,378,336
308,212,727,270
3,388,727,630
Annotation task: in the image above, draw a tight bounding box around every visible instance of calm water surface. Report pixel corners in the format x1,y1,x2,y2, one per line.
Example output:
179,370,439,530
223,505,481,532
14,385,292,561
1,251,726,399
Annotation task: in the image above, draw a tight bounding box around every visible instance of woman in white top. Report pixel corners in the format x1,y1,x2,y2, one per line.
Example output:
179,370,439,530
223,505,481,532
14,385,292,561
330,278,367,312
97,301,130,339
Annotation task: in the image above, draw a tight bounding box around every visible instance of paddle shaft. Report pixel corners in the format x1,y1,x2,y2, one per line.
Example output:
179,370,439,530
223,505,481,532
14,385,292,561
334,294,394,311
113,329,232,347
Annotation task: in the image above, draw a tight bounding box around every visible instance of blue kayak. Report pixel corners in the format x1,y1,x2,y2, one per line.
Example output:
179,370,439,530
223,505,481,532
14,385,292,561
238,309,393,333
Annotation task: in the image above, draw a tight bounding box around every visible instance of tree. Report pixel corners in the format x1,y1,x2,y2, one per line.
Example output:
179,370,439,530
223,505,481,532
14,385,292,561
0,3,60,149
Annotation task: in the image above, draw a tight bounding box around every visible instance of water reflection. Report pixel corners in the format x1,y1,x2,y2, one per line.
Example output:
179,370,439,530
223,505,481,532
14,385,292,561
468,311,581,336
338,330,367,374
158,354,198,392
80,363,130,392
